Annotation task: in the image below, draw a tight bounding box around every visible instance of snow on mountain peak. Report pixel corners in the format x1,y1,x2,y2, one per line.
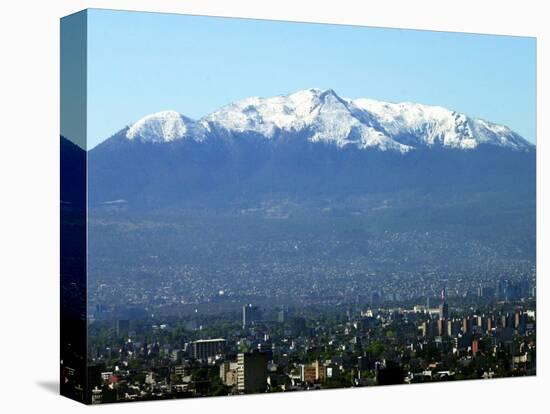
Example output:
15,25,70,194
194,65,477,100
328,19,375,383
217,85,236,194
126,110,206,143
121,89,532,153
204,88,412,152
351,98,532,151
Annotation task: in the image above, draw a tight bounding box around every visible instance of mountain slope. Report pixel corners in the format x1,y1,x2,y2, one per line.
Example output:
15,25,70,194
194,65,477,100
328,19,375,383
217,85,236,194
88,88,535,210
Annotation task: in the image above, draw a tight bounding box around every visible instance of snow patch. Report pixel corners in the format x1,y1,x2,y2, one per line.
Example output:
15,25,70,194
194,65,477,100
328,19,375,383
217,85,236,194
126,110,206,143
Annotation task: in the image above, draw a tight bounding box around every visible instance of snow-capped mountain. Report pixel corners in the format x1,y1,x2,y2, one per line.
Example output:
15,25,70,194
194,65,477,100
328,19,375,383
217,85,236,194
88,88,535,210
126,110,207,143
121,88,533,153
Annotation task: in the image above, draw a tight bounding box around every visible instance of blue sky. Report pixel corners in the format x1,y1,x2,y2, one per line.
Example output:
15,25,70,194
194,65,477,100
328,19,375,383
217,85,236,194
87,9,536,148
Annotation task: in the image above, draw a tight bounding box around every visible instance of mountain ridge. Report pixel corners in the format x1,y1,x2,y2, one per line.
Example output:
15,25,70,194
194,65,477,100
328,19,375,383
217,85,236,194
87,88,535,210
109,88,533,153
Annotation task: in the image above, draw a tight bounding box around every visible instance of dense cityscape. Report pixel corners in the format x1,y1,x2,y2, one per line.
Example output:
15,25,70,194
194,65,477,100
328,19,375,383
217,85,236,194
87,206,535,318
73,275,536,403
72,205,538,404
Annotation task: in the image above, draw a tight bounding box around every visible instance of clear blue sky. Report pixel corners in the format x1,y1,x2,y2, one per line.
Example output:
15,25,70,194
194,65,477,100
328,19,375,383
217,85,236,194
87,9,536,148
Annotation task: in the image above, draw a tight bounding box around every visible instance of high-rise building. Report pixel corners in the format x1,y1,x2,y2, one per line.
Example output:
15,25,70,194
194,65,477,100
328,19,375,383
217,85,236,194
514,312,521,329
435,319,445,336
501,314,508,328
91,387,102,405
496,278,508,300
237,350,268,393
437,319,446,337
421,321,435,338
290,316,307,336
220,361,239,386
487,317,494,332
462,318,471,334
507,313,515,328
277,308,287,323
446,319,457,337
476,315,483,327
300,361,326,384
190,339,226,361
242,304,262,328
439,302,449,320
115,320,130,337
472,339,479,357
